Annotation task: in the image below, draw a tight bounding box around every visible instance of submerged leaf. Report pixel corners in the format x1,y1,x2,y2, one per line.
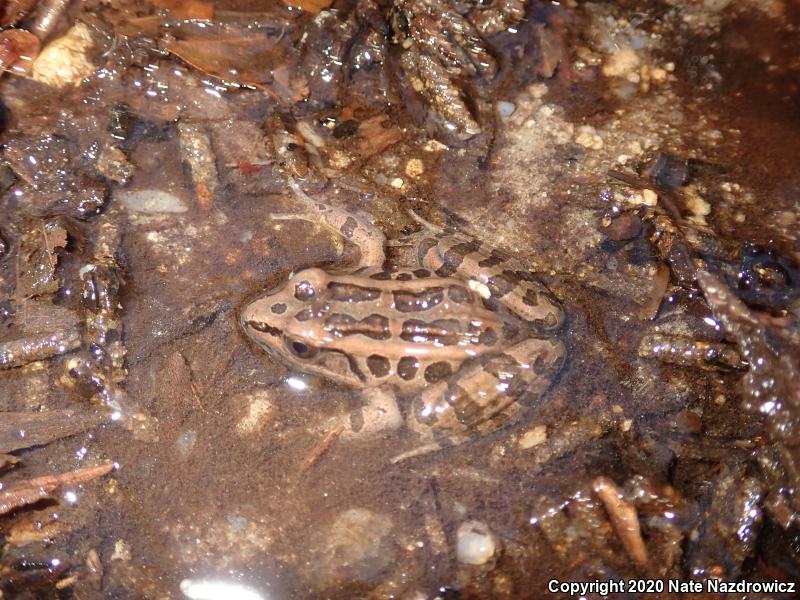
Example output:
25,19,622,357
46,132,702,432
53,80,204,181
0,462,114,516
165,35,279,85
0,29,40,76
281,0,334,14
0,411,103,453
148,0,214,20
1,0,38,27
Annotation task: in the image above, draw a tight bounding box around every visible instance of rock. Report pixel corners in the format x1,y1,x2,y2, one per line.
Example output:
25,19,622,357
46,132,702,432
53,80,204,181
575,125,603,150
97,146,135,183
518,425,548,450
118,190,188,214
602,212,643,241
316,509,395,583
235,390,274,435
496,101,516,120
31,23,97,87
602,48,641,79
456,520,497,565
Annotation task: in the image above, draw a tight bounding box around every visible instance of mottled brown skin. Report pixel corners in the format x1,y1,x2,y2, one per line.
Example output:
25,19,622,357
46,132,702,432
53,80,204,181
241,187,565,444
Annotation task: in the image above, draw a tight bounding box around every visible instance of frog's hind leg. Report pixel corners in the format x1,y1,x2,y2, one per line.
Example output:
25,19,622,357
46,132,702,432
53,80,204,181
406,337,566,445
415,230,565,332
271,178,387,269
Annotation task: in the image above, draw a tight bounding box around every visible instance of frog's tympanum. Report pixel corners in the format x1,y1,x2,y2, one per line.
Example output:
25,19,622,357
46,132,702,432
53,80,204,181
241,185,565,447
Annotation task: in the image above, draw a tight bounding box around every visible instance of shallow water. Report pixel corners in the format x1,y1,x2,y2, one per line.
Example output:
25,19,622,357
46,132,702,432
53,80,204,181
0,1,798,598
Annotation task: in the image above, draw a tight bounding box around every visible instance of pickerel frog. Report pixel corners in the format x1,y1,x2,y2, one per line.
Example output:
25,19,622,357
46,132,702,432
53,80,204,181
241,183,566,448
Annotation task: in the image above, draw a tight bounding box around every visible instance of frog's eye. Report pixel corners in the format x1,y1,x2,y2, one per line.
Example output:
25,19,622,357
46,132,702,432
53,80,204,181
286,338,318,359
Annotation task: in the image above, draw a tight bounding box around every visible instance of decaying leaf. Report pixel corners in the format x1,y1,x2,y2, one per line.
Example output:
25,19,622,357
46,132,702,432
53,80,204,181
1,0,38,27
0,454,20,473
165,35,279,86
356,115,404,158
0,29,40,76
5,509,67,547
16,219,68,298
0,411,103,454
281,0,334,14
148,0,214,20
0,462,114,516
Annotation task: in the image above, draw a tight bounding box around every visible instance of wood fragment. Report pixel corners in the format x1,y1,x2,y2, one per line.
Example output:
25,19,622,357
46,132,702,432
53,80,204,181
0,453,20,473
281,0,334,14
0,327,82,369
301,425,343,471
0,462,114,516
0,411,103,453
148,0,214,20
593,476,648,566
638,263,670,320
178,122,218,211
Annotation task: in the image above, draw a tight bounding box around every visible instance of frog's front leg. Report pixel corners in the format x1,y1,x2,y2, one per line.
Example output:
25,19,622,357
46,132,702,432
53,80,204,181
271,179,386,269
406,337,566,446
341,387,403,439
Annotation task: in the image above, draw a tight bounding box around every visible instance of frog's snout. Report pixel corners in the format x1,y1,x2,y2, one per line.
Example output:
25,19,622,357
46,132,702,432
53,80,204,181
240,296,282,341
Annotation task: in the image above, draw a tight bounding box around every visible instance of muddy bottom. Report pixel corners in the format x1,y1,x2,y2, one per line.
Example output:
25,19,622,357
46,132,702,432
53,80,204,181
0,1,799,598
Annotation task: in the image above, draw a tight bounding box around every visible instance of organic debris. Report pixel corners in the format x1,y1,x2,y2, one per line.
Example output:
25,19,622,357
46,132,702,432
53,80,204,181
0,411,103,453
0,462,113,516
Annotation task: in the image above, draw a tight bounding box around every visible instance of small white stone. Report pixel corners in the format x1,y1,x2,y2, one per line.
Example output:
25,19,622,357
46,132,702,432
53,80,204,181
236,391,274,435
575,125,603,150
174,429,197,458
496,101,516,120
685,186,711,216
518,425,547,449
390,177,404,189
456,520,497,565
405,158,425,178
602,48,640,78
118,189,188,213
642,189,658,206
423,140,448,152
111,539,131,562
651,67,668,82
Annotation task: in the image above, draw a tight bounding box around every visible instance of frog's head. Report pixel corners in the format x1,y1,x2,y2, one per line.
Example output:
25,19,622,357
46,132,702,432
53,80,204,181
240,268,364,388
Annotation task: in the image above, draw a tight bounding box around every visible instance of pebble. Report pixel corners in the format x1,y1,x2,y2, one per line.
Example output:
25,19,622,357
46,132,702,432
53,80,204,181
456,520,497,565
518,425,547,449
118,189,188,213
235,390,274,435
575,125,604,150
684,186,711,216
31,23,97,87
174,429,197,458
602,48,640,78
602,212,643,241
405,158,424,178
496,101,516,120
641,189,658,206
390,177,404,189
317,509,395,582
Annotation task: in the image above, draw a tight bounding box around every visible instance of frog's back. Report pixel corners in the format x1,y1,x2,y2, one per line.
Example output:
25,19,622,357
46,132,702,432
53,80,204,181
258,267,504,390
